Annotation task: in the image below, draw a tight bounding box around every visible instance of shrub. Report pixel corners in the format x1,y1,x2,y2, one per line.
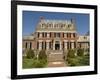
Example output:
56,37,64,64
26,49,35,59
38,50,47,60
33,59,47,68
67,49,76,58
77,49,84,56
78,55,90,65
23,58,34,68
67,58,79,66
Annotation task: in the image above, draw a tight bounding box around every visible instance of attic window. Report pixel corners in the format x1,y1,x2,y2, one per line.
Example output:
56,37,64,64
84,36,87,39
68,24,71,28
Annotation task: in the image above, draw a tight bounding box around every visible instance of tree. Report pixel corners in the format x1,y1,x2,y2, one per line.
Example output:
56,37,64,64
67,49,76,58
26,49,35,59
38,50,47,60
77,49,84,56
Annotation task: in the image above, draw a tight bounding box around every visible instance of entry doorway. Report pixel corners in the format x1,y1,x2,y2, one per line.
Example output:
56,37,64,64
55,44,60,50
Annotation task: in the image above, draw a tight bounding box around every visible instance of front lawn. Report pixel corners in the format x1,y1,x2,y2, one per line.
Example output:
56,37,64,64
67,54,90,66
22,57,48,69
65,49,90,66
22,49,48,69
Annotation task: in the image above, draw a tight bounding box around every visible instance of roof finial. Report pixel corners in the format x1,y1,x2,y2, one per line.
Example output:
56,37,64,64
40,16,45,20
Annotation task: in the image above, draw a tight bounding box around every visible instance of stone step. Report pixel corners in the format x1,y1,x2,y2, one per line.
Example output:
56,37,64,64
48,53,64,62
50,50,63,54
48,61,66,67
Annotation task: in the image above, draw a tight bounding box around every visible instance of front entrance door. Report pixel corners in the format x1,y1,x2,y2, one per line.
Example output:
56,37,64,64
55,44,60,50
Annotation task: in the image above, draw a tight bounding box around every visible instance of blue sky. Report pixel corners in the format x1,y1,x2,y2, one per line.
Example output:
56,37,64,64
22,11,89,36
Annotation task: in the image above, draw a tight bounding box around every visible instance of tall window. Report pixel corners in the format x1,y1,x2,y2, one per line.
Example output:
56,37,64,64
49,42,51,49
37,32,39,38
50,33,51,37
54,33,60,37
73,33,76,38
70,42,71,49
69,33,71,38
57,33,60,37
45,33,47,37
63,33,64,38
42,33,44,37
74,42,76,48
25,42,27,48
67,42,69,49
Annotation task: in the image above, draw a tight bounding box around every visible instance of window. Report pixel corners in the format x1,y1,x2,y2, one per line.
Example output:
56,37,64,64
45,33,47,37
25,42,27,48
73,33,76,37
37,32,39,38
63,42,64,49
68,24,71,28
42,33,44,37
50,33,51,37
63,33,64,38
84,36,87,39
57,33,60,37
74,42,76,48
69,33,71,38
54,33,60,37
67,42,70,49
42,23,46,28
54,33,56,37
49,42,51,49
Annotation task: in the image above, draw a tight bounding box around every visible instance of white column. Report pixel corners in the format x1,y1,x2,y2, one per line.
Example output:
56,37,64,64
40,33,42,38
46,42,49,50
71,42,74,49
38,40,43,50
53,41,55,50
47,33,50,38
60,41,62,50
46,40,51,50
39,42,42,50
85,43,87,49
71,33,73,38
64,40,68,50
28,42,30,49
64,42,67,50
64,33,66,38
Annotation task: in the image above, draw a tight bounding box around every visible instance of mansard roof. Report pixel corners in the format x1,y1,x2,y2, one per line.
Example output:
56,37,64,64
36,18,76,32
23,35,34,40
77,35,89,42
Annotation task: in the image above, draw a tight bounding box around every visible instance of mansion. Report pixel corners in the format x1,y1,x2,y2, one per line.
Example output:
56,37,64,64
23,17,89,54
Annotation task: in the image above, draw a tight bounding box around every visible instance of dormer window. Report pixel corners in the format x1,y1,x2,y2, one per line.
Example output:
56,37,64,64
68,24,71,28
84,36,87,39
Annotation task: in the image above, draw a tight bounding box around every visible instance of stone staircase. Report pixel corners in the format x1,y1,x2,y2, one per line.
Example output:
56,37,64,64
48,50,64,62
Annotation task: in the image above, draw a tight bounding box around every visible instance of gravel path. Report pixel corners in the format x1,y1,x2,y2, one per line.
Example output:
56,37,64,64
47,61,66,67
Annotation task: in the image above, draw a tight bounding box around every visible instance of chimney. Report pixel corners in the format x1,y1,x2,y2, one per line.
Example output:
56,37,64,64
40,16,44,20
71,17,75,23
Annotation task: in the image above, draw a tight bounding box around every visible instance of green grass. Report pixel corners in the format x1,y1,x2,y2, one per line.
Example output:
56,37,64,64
22,57,48,69
67,54,90,66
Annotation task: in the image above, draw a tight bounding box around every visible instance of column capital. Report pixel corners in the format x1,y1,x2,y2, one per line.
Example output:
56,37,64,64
70,40,75,42
38,40,43,42
63,40,68,42
46,40,51,42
